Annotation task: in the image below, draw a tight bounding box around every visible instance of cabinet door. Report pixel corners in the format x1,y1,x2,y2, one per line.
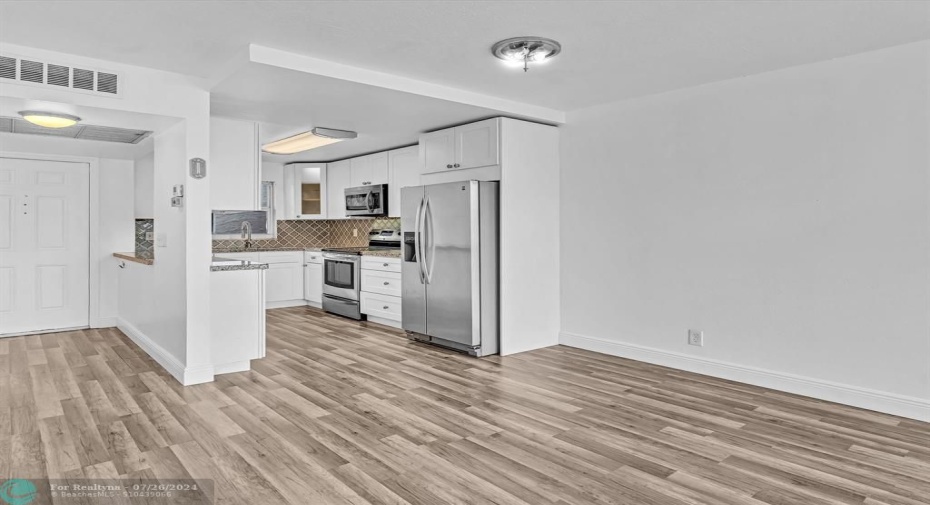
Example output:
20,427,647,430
419,128,455,173
350,153,389,187
388,146,421,217
455,118,499,170
210,117,259,210
326,160,351,219
304,263,323,303
349,156,371,187
265,263,302,302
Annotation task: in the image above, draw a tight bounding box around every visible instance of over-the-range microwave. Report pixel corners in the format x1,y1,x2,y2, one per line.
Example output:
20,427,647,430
345,184,388,217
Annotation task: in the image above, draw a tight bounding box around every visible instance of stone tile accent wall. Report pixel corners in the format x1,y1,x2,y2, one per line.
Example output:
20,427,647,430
135,219,154,259
212,217,400,251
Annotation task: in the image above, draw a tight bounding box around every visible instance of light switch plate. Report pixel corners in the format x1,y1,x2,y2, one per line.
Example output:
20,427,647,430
156,233,168,247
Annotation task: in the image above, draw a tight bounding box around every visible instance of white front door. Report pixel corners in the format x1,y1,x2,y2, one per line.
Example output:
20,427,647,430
0,157,90,336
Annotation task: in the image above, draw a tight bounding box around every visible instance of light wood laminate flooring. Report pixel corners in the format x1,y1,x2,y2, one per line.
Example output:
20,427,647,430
2,306,928,504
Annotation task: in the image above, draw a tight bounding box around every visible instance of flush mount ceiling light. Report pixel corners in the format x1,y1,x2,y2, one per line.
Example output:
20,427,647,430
18,110,82,128
262,127,358,155
491,36,562,72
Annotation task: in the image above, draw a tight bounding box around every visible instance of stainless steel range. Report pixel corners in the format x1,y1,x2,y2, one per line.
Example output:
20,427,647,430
321,229,400,320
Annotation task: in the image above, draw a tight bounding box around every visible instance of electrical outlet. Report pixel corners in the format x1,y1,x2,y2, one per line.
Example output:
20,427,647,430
688,329,703,347
145,231,154,241
352,228,358,237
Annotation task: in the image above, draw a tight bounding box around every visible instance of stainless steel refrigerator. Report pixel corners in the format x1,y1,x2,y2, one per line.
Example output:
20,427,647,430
401,181,499,356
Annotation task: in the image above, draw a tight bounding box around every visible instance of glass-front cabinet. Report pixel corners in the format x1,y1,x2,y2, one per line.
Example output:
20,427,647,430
282,163,327,219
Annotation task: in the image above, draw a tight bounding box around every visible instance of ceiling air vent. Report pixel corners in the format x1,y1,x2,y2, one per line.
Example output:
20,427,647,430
19,60,43,83
1,116,151,144
0,55,121,97
0,56,14,80
96,72,118,94
47,64,70,87
72,68,94,90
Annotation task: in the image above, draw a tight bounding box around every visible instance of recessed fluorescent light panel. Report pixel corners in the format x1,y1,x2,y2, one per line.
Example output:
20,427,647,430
262,127,358,155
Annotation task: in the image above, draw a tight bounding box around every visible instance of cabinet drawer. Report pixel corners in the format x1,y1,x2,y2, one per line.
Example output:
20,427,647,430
361,256,401,273
360,292,402,321
360,269,401,297
259,251,303,264
304,251,323,264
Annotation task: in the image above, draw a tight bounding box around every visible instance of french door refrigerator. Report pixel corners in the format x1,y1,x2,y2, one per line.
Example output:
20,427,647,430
401,181,499,356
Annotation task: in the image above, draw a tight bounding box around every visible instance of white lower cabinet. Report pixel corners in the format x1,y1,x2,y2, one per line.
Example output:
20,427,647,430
265,263,303,304
360,256,402,326
360,292,402,321
304,251,323,304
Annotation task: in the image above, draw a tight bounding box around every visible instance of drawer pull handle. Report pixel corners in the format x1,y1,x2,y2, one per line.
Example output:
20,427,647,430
383,281,390,285
383,305,389,310
383,263,389,267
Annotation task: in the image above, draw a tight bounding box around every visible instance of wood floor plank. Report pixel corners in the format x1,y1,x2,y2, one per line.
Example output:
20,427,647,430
1,305,927,505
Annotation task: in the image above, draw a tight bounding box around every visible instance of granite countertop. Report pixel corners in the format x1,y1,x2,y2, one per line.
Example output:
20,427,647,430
360,249,402,259
212,247,306,253
113,252,154,266
211,256,269,272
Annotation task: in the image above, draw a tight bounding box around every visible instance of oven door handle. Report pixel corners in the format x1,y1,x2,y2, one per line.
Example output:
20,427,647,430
414,197,426,284
366,191,374,212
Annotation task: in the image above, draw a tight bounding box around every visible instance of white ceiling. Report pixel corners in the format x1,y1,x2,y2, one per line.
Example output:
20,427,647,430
1,1,927,112
212,61,504,162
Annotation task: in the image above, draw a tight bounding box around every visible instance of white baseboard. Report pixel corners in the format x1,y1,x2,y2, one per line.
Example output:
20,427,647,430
91,317,118,328
266,299,310,309
559,331,930,422
367,315,401,329
116,318,215,386
214,360,251,375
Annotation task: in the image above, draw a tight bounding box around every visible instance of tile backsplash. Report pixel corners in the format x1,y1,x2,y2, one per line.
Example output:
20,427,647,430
135,219,154,259
213,217,400,251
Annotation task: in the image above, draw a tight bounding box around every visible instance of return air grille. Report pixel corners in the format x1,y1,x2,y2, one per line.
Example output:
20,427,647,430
47,64,70,87
0,116,151,144
0,55,120,96
0,56,14,80
19,60,43,83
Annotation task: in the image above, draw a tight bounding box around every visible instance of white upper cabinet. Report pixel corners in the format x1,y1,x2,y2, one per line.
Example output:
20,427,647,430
282,163,327,220
419,118,500,174
388,146,421,217
455,118,500,170
420,128,456,173
210,116,260,210
326,160,351,219
350,152,389,187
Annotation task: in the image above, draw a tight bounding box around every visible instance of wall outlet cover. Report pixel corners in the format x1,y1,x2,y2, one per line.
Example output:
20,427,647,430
688,329,704,347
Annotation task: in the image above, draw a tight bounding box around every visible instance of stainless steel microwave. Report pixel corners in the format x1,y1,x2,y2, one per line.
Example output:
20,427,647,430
345,184,388,217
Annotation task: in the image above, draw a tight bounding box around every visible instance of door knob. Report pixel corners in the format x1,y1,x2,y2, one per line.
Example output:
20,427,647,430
446,164,453,169
454,163,460,168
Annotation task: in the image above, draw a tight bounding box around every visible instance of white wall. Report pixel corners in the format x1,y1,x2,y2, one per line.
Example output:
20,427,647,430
134,151,154,218
559,41,930,421
0,43,213,385
97,159,135,323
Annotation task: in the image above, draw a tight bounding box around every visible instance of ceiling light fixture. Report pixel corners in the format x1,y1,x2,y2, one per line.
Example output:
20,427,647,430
491,36,562,72
262,127,358,155
18,110,82,129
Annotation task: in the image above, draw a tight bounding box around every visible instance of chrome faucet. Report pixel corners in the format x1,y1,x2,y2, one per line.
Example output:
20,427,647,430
241,220,253,249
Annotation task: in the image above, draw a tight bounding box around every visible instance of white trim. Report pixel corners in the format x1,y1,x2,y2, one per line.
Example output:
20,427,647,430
559,331,930,422
0,151,100,330
266,299,308,309
366,315,402,329
92,317,118,329
214,360,251,375
248,45,565,125
0,325,88,338
118,318,185,382
117,318,215,386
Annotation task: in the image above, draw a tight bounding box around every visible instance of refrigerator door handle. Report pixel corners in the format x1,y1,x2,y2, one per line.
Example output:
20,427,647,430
414,197,426,284
424,196,436,285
